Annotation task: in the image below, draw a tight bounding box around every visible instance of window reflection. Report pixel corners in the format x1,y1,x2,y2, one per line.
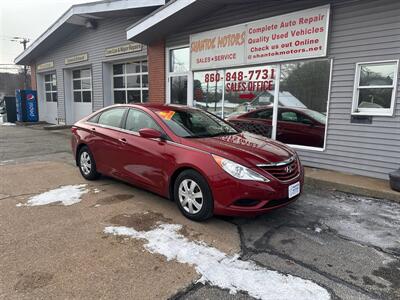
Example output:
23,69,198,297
170,48,190,73
224,66,276,119
193,71,223,117
170,76,188,105
277,60,330,148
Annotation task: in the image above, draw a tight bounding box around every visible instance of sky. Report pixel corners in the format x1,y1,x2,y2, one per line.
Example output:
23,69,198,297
0,0,99,70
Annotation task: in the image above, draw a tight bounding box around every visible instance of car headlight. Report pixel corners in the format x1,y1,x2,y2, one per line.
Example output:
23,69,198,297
212,155,270,182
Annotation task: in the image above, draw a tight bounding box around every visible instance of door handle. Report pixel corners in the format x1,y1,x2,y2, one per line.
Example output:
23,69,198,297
119,138,127,144
91,127,96,131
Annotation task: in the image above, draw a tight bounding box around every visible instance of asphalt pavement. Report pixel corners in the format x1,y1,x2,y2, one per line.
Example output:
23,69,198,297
0,124,399,300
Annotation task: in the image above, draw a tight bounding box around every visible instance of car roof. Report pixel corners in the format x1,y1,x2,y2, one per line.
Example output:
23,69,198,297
124,103,199,112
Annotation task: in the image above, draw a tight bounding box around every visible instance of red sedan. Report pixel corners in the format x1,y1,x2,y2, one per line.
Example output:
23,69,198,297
227,106,326,148
71,104,303,221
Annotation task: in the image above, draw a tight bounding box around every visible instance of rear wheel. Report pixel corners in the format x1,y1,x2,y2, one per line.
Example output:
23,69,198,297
174,170,213,221
78,146,100,180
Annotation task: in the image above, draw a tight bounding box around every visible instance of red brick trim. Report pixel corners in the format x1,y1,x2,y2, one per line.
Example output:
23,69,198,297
148,40,166,104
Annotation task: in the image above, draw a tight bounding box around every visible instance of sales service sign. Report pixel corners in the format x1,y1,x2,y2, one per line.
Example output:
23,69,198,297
190,5,330,70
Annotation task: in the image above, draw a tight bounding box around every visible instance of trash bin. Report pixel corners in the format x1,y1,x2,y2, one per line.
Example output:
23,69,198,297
389,169,400,192
3,96,17,123
15,89,39,122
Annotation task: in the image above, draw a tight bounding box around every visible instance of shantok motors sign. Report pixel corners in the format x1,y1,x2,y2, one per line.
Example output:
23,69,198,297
190,5,330,70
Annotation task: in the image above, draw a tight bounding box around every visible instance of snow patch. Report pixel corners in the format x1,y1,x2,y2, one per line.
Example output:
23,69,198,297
1,122,16,126
93,188,101,194
0,160,14,166
104,224,330,300
18,184,88,207
315,227,322,233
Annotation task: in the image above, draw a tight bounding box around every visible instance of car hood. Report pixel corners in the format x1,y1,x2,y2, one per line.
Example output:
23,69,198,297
182,131,295,167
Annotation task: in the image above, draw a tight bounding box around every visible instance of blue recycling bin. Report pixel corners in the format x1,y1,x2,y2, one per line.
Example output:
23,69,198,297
15,89,39,122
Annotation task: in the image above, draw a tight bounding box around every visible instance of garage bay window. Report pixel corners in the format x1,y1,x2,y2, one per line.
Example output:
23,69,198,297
113,61,148,104
352,60,399,116
44,73,57,102
73,69,92,103
193,59,332,149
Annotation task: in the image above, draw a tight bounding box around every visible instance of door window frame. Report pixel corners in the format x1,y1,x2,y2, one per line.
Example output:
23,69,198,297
166,46,193,106
72,67,93,103
112,60,149,104
44,72,58,102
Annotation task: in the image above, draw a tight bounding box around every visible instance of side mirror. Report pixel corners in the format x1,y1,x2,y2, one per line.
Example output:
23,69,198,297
139,128,163,139
302,119,314,126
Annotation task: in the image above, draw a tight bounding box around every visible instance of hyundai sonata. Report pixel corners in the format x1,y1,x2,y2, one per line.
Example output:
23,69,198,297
71,104,303,221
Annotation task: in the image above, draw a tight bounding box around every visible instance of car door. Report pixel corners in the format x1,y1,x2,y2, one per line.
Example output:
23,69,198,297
118,108,167,194
277,109,320,147
88,107,127,177
296,111,325,147
235,109,273,138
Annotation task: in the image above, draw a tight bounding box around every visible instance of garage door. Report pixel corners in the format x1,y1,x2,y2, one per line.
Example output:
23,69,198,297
41,73,58,124
72,68,92,122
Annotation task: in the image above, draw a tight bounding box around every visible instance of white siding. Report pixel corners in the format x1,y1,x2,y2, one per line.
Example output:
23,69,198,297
35,15,147,123
166,0,400,179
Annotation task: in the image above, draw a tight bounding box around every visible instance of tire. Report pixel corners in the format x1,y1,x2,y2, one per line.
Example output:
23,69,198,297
78,146,100,180
174,170,213,221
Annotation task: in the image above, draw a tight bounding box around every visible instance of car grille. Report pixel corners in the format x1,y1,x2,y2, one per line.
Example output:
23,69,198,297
258,157,299,181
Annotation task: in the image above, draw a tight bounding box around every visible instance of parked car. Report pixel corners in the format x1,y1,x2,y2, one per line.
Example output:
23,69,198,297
227,106,326,148
71,104,303,221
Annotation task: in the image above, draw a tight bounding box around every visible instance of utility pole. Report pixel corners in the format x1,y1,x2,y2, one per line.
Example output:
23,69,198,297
7,36,30,88
20,38,30,89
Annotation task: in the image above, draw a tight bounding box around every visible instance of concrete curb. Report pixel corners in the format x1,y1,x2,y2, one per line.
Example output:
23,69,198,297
43,125,72,130
305,171,400,204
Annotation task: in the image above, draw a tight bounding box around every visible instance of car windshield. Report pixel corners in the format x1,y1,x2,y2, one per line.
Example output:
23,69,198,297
158,109,238,138
303,109,326,125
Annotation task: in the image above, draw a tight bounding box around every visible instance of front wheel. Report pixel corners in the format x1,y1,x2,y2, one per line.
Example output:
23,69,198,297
78,146,100,180
174,170,213,221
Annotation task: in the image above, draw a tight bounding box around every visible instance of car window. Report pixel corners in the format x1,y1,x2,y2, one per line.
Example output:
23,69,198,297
280,111,299,123
125,109,161,132
98,108,126,128
250,109,273,119
87,114,100,123
159,109,238,138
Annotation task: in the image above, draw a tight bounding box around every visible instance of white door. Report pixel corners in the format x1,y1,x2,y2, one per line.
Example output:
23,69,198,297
72,68,93,122
41,73,58,124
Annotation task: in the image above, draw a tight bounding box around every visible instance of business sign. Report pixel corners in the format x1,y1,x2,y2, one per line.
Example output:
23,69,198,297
190,25,246,70
37,61,54,71
105,43,142,57
65,53,88,65
190,5,330,70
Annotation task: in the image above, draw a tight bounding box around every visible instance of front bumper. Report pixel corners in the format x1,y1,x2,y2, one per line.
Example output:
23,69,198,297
210,165,304,217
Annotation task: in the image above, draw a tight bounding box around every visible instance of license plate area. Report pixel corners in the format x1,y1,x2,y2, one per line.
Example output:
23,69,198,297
288,181,300,198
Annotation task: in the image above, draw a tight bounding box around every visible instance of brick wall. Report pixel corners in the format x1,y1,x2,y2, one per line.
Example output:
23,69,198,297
30,64,37,90
147,40,165,104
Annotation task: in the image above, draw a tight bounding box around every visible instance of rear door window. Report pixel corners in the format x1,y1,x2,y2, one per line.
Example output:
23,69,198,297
125,109,161,132
98,108,126,128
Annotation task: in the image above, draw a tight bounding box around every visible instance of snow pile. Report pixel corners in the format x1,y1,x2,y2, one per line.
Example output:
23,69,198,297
104,224,330,300
1,122,16,126
18,184,88,206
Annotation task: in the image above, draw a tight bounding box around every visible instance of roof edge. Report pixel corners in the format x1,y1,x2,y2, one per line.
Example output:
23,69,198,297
15,0,165,65
126,0,196,41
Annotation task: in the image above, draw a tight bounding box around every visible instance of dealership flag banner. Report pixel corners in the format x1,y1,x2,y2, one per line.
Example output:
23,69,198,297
190,5,330,70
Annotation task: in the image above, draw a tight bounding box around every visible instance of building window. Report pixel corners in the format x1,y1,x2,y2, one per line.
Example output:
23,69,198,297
44,73,57,102
193,59,331,149
112,61,148,104
168,47,190,105
352,60,398,116
73,69,92,102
